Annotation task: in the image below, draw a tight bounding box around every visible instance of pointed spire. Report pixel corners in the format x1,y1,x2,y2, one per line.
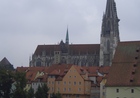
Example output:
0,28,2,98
65,26,69,45
101,0,120,36
105,0,118,18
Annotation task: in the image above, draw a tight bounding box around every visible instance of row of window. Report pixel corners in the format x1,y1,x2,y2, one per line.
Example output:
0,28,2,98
53,94,79,98
116,89,134,93
65,94,80,98
49,87,82,92
32,83,44,86
69,76,77,78
63,81,82,85
48,81,82,85
57,88,82,92
69,70,76,72
49,87,89,92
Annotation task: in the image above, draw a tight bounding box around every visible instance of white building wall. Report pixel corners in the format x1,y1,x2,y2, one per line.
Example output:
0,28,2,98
106,87,140,98
31,82,44,93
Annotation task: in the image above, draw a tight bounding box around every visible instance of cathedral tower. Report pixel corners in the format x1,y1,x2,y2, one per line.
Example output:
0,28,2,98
99,0,120,66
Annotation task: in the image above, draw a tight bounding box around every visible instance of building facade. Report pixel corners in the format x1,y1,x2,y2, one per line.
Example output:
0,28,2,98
16,64,110,98
104,41,140,98
30,0,120,67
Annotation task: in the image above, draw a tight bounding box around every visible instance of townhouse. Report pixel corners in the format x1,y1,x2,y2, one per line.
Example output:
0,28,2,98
16,64,109,98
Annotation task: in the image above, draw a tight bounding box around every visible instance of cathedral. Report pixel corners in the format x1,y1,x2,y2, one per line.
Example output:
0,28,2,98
30,0,120,67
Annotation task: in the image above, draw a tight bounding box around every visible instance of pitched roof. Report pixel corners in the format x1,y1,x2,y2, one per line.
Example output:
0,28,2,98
0,57,11,65
49,70,60,75
16,64,110,85
26,70,38,81
69,44,100,55
16,67,28,72
34,44,100,55
34,45,61,55
34,74,48,82
106,41,140,87
46,64,72,75
16,66,48,73
98,66,110,74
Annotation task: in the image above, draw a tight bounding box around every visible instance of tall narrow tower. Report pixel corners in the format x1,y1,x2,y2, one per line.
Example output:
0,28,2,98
65,27,69,45
99,0,120,66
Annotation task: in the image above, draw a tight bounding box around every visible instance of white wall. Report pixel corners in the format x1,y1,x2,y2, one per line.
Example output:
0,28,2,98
106,87,140,98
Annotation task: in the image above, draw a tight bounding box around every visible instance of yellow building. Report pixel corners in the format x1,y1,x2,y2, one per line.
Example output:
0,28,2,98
47,65,91,98
16,65,109,98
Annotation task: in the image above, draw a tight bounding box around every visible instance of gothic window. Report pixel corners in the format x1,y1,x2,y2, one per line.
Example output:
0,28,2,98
81,58,86,66
36,59,41,66
73,58,79,65
104,54,110,66
73,59,76,65
107,21,111,33
107,40,110,51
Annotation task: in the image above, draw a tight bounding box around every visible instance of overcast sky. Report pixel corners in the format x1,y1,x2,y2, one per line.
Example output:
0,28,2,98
0,0,140,68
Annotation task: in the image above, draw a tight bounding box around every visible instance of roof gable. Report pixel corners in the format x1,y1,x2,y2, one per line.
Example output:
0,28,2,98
63,65,85,81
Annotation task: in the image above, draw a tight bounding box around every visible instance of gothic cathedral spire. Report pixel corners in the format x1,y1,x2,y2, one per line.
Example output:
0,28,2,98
65,26,69,45
99,0,120,66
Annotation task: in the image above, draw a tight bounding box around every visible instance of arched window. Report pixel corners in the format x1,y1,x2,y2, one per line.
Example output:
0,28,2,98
36,59,41,66
106,21,111,34
107,40,110,51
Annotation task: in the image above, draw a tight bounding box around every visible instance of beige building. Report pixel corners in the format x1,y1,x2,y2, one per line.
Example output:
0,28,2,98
47,65,91,98
105,41,140,98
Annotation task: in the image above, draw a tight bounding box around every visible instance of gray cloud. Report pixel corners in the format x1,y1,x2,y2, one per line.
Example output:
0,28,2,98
0,0,140,67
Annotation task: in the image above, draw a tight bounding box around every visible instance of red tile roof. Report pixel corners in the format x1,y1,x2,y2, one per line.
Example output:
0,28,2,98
46,64,72,75
34,44,100,55
34,74,48,82
16,64,109,84
98,66,110,74
49,70,60,75
106,41,140,87
26,70,38,81
16,67,28,72
34,45,61,55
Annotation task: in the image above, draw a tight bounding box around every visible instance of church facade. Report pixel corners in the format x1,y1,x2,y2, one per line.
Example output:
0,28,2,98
30,0,120,67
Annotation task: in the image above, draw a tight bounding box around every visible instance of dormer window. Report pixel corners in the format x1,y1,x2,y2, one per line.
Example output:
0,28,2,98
132,71,135,75
135,56,138,60
133,64,137,67
136,47,140,52
130,79,133,82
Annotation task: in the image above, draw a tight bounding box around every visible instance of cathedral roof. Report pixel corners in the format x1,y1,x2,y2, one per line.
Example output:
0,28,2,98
106,41,140,87
34,44,100,56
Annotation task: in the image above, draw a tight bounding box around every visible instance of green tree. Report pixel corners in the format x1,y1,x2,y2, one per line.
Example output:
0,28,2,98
0,70,13,98
51,92,62,98
12,72,27,98
51,93,57,98
55,92,62,98
35,84,49,98
35,85,43,98
42,84,49,98
27,87,34,98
